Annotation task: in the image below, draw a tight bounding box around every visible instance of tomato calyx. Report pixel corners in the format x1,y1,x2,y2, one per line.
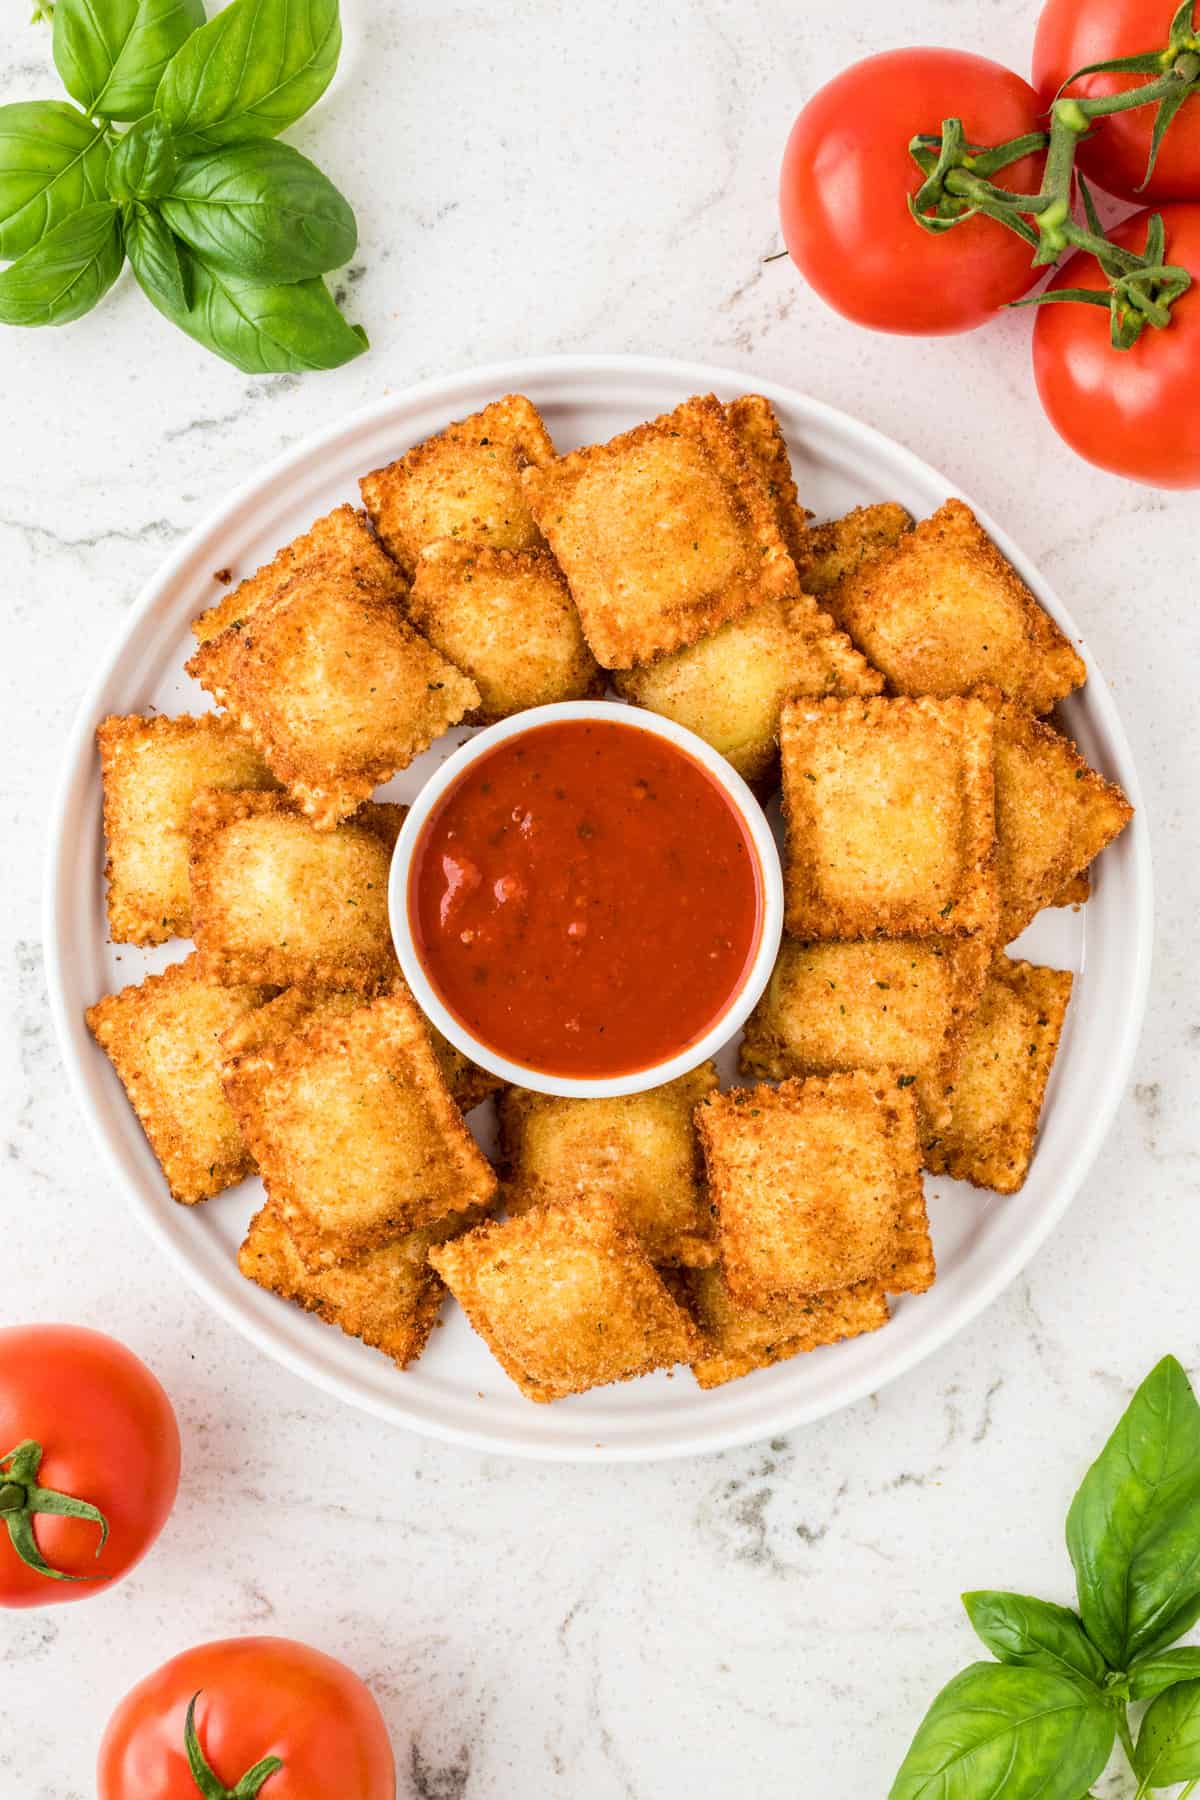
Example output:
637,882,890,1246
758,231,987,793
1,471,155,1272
0,1439,109,1582
1052,0,1200,193
184,1693,284,1800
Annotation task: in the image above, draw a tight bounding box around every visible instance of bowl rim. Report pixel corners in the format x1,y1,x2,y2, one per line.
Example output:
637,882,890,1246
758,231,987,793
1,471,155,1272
387,698,785,1098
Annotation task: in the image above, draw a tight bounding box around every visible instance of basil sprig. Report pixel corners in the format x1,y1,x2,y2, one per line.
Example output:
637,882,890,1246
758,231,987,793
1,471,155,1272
891,1357,1200,1798
0,0,364,371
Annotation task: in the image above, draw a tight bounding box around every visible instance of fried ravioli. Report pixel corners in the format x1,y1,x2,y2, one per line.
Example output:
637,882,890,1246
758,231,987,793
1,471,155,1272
781,694,997,939
221,982,497,1268
499,1066,719,1266
686,1265,889,1389
924,956,1072,1193
86,953,271,1204
189,791,402,992
521,394,797,668
408,541,602,722
724,393,809,566
979,689,1133,943
192,503,404,643
428,1193,702,1403
360,394,556,577
238,1200,485,1369
97,713,278,945
740,935,990,1135
615,595,883,786
833,499,1086,709
696,1073,934,1308
797,502,913,606
187,565,478,830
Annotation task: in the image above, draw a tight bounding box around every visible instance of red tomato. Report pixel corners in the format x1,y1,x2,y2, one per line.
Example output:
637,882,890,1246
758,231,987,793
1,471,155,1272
780,48,1046,335
1034,0,1200,203
98,1637,396,1800
1033,204,1200,487
0,1324,180,1608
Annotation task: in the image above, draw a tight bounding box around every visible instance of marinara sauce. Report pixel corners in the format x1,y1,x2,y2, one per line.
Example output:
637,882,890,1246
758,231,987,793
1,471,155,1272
409,718,763,1078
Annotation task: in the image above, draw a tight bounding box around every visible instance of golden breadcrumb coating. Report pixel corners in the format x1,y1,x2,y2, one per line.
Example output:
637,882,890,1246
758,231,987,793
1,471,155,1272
696,1073,934,1309
360,394,556,577
97,712,278,945
924,956,1073,1193
188,791,402,992
521,394,797,668
686,1265,889,1389
724,393,809,567
781,694,997,940
408,541,602,723
796,502,913,606
833,499,1086,709
740,935,990,1136
499,1065,719,1266
429,1193,702,1403
86,953,271,1204
192,503,404,643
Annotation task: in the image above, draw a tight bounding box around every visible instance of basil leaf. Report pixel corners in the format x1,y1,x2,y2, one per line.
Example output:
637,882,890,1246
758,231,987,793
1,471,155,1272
1134,1678,1200,1787
0,200,123,326
106,116,176,203
134,240,365,370
160,140,354,281
1129,1647,1200,1703
53,0,206,123
889,1663,1115,1800
0,101,109,259
125,204,189,313
962,1592,1108,1688
1067,1355,1200,1668
156,0,341,152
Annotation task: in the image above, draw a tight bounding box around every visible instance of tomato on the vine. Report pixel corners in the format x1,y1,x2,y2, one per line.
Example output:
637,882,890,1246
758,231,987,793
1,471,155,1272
1033,203,1200,487
98,1637,396,1800
780,48,1046,335
1034,0,1200,204
0,1324,180,1608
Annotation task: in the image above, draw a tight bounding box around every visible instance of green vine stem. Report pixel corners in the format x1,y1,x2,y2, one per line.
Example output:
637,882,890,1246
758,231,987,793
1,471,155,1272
0,1439,109,1581
908,2,1200,348
184,1694,284,1800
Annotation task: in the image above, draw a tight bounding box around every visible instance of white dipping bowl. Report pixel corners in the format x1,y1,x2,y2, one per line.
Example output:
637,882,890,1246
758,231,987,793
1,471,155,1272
388,700,784,1099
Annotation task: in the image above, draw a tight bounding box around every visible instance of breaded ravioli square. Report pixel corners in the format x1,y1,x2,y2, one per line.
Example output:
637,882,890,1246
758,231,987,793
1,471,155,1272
980,689,1133,943
187,565,478,830
797,502,913,606
686,1266,889,1389
499,1065,719,1266
192,503,405,643
189,791,402,992
781,694,997,939
615,595,883,786
359,394,556,577
521,394,797,668
428,1193,702,1403
408,542,601,723
740,935,990,1135
221,982,497,1268
97,713,278,945
724,393,809,566
238,1200,484,1369
924,956,1072,1193
86,953,272,1204
834,500,1086,709
696,1073,934,1307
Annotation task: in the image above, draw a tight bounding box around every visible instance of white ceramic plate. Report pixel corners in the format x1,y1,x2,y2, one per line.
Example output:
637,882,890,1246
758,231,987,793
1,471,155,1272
44,355,1153,1463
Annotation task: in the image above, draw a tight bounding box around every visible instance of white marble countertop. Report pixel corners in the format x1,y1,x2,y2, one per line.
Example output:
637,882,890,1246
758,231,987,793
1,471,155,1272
2,1,1199,1794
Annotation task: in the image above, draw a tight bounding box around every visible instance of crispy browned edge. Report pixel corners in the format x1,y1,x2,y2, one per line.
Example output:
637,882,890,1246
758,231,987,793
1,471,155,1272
520,393,798,669
188,789,403,991
428,1195,702,1403
725,394,809,567
85,951,265,1204
780,693,997,940
695,1073,935,1310
686,1270,891,1389
192,503,405,641
795,502,914,611
924,956,1073,1194
1053,872,1091,907
187,569,478,830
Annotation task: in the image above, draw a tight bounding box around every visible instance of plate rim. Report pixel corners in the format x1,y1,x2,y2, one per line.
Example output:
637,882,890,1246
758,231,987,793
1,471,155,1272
42,351,1155,1462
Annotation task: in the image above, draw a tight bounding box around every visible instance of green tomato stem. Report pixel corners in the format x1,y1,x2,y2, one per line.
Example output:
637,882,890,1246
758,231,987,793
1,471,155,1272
0,1440,109,1583
184,1694,284,1800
